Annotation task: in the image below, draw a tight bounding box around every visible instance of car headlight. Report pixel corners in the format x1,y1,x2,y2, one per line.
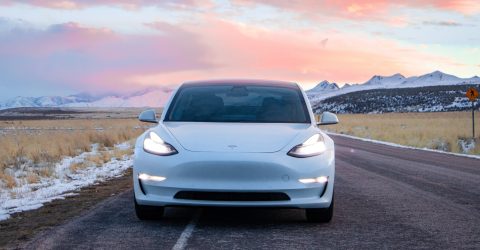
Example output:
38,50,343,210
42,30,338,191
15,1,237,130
287,134,326,158
143,131,178,156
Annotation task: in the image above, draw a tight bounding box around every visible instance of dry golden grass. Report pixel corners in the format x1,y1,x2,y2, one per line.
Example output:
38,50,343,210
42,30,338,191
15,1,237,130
0,118,146,185
69,162,88,173
100,151,113,163
323,111,480,154
0,171,16,188
67,147,135,175
68,147,135,174
85,154,106,167
0,119,143,130
36,166,54,178
113,148,134,160
26,173,40,184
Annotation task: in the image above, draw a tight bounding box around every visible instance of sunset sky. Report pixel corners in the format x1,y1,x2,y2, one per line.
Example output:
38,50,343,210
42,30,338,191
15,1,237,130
0,0,479,100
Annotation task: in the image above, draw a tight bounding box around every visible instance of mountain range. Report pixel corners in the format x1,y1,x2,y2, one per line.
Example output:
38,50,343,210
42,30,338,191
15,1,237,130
0,71,478,111
0,87,173,110
307,71,479,113
306,70,479,102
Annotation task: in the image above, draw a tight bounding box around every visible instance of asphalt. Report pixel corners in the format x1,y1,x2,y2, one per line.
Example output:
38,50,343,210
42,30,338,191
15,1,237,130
22,135,480,249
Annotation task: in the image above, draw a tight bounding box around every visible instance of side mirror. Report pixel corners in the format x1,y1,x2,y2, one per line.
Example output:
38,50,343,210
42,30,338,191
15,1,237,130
317,111,338,126
138,109,158,123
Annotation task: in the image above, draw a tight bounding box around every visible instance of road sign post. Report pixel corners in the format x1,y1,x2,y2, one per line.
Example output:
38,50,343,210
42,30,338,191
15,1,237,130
473,100,475,138
466,87,478,139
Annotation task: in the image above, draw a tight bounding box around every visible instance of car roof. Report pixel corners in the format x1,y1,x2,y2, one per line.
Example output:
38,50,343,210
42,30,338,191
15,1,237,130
182,79,300,89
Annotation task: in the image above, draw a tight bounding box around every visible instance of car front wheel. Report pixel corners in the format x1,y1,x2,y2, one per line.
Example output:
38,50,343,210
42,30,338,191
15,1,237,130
305,194,334,223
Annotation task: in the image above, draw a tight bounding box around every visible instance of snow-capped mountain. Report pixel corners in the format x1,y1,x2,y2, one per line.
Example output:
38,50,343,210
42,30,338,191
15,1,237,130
62,88,172,108
0,94,95,109
364,73,406,86
0,88,173,110
1,71,478,110
307,71,479,102
366,70,478,87
400,70,475,86
308,80,340,93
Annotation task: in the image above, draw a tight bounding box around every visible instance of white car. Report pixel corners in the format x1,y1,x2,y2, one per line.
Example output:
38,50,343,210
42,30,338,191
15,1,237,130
133,80,338,222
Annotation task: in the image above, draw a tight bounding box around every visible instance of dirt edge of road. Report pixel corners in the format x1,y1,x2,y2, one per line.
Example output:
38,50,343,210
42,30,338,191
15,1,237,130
0,168,133,249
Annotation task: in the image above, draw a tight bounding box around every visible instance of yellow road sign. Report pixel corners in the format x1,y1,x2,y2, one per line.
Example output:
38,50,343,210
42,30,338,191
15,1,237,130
466,87,478,101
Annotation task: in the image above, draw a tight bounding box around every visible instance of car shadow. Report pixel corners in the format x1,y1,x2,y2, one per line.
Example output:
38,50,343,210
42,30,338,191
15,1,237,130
161,206,310,225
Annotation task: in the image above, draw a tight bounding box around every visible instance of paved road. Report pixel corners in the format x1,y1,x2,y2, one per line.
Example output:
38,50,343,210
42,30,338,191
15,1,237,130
24,135,480,249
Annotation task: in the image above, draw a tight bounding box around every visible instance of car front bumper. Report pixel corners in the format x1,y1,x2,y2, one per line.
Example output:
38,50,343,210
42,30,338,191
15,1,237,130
133,148,335,209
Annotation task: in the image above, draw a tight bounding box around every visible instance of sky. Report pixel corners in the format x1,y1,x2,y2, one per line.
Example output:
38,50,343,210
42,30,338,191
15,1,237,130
0,0,479,100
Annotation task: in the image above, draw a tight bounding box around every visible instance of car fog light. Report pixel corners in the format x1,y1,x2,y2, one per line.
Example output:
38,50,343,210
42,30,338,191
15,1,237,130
138,173,166,182
299,176,328,184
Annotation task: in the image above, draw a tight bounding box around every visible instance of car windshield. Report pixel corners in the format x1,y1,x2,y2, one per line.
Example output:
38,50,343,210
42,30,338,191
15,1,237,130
165,84,311,123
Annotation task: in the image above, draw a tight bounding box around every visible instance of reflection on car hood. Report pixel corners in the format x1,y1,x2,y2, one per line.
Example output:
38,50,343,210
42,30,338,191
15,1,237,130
164,122,309,153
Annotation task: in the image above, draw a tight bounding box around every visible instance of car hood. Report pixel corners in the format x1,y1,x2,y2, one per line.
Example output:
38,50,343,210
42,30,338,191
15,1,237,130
164,122,310,153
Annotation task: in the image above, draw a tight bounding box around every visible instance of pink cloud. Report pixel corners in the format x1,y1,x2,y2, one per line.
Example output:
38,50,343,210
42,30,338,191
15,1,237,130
0,16,469,97
130,17,462,87
0,0,210,10
433,0,480,15
0,21,213,94
4,0,479,16
234,0,480,21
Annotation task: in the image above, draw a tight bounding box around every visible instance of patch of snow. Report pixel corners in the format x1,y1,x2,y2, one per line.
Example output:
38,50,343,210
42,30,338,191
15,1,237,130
458,138,476,154
445,97,472,109
418,106,440,112
0,143,133,221
115,142,132,150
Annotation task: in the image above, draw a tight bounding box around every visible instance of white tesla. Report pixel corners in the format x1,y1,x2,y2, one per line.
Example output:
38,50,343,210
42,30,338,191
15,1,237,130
133,80,338,222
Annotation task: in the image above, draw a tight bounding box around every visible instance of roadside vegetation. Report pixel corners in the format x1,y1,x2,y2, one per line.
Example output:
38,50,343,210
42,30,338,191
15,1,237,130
323,111,480,155
0,119,146,188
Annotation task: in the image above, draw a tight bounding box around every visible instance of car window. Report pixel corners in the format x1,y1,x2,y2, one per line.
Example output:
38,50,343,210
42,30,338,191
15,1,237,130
165,84,310,123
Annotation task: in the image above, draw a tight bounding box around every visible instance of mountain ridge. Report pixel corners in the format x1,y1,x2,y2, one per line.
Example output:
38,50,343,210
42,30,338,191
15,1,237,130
307,70,479,103
309,71,478,92
0,88,173,110
1,71,478,110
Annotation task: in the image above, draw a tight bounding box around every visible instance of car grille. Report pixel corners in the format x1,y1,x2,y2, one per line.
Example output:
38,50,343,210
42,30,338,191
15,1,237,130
174,191,291,201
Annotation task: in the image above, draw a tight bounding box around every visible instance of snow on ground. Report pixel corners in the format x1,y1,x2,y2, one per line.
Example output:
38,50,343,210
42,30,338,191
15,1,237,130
445,97,474,109
327,132,480,160
0,143,133,221
458,138,476,154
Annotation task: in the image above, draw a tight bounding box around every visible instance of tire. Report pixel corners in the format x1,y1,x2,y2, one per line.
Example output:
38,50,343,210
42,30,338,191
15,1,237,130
134,198,164,220
305,194,334,223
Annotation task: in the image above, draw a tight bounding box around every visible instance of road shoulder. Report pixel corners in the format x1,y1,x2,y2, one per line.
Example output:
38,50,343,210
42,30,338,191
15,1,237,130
0,169,133,249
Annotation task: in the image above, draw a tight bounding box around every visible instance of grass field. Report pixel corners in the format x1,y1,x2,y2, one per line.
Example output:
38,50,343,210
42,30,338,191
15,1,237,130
0,118,147,188
322,111,480,155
